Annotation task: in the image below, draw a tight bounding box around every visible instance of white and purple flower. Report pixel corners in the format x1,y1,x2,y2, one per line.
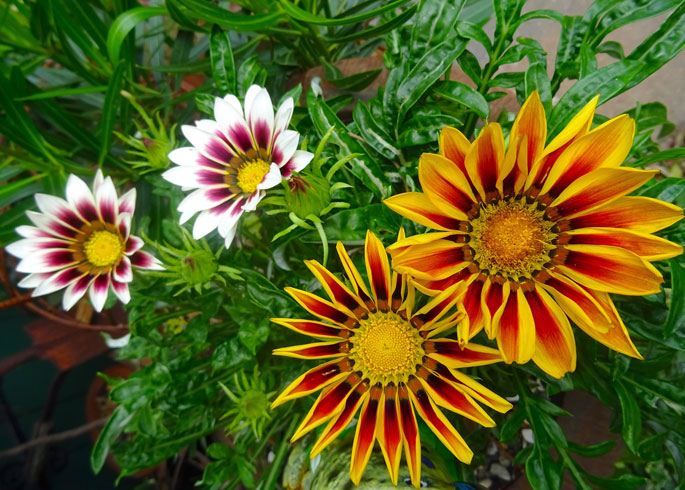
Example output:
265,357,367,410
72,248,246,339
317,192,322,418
6,170,162,312
162,85,314,248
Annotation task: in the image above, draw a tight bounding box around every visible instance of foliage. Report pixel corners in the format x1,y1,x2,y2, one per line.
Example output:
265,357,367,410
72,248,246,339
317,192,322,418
1,0,684,489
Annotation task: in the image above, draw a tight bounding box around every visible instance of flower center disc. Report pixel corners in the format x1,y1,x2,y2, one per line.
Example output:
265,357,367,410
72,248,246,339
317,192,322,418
470,201,556,279
237,159,270,194
350,311,424,385
84,230,123,267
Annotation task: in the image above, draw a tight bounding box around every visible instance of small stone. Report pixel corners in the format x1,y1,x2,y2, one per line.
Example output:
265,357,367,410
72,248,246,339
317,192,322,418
267,450,275,463
490,463,512,482
486,441,498,456
522,428,535,444
478,478,493,488
498,454,512,467
506,395,520,403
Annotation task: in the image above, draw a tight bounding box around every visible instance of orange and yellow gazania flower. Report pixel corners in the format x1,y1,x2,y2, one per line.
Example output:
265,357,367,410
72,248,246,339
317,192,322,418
270,231,511,487
385,91,683,379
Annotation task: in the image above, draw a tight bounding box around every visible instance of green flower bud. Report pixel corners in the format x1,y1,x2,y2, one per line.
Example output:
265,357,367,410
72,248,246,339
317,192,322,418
283,173,331,219
180,249,218,285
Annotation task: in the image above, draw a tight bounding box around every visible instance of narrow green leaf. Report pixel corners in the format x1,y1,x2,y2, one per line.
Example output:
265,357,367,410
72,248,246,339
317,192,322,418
280,0,410,26
525,448,562,490
398,114,462,148
410,0,465,56
99,62,126,165
524,63,552,114
456,20,492,52
637,177,685,202
175,0,281,30
107,6,167,62
664,259,685,337
433,80,489,119
15,85,108,101
209,24,236,94
91,405,132,473
324,5,417,44
614,380,642,452
322,61,381,91
352,102,400,159
567,440,616,458
629,148,685,168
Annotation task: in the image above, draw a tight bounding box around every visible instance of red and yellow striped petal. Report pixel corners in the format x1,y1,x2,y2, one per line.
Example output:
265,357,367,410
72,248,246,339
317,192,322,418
291,373,361,441
336,241,373,304
384,192,463,231
557,244,663,295
461,276,487,339
350,385,381,484
272,340,349,360
417,366,495,427
482,278,510,339
411,282,464,331
270,318,350,339
425,340,503,368
304,259,366,316
392,240,468,281
549,168,657,219
365,231,392,308
407,378,473,463
271,359,352,408
376,386,403,485
565,227,683,261
439,126,471,175
494,287,536,364
284,287,356,327
540,271,611,334
447,368,513,413
419,153,478,219
311,382,369,457
541,115,634,198
581,290,643,359
465,123,506,201
509,90,546,173
566,196,683,233
398,384,421,488
526,286,576,378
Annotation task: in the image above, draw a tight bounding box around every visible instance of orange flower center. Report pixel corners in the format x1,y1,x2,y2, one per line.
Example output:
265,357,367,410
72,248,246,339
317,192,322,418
350,311,424,385
237,159,271,194
84,230,123,267
469,200,556,279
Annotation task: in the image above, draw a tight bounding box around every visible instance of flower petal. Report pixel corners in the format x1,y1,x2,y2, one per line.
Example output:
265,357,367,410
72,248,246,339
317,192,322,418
95,176,119,223
257,163,281,190
118,188,136,215
425,340,503,368
565,227,682,261
392,239,469,281
17,249,77,274
272,340,349,360
183,124,235,164
493,286,535,364
376,386,403,485
270,318,349,339
130,250,164,270
365,231,392,307
549,168,657,219
439,126,471,175
34,194,84,230
6,237,71,259
336,241,373,304
384,192,462,231
213,98,253,153
18,273,50,289
311,383,368,457
33,267,84,297
350,385,381,485
113,256,133,283
557,244,663,295
284,287,356,327
62,274,94,310
65,174,98,222
246,87,275,150
567,196,683,233
398,384,421,488
88,274,110,312
272,130,299,167
526,286,576,378
271,359,352,408
281,150,313,177
177,186,233,215
464,123,505,201
274,97,294,138
304,260,366,316
112,280,131,304
481,278,509,339
419,153,477,219
509,90,546,173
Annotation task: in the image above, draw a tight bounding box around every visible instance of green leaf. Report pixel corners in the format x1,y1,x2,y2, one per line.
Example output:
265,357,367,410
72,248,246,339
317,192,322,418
352,102,399,159
579,44,597,79
664,259,685,337
589,0,681,45
14,85,108,101
279,0,410,26
324,5,417,44
207,443,232,460
524,63,552,114
567,440,616,458
597,40,625,59
553,15,586,80
625,3,685,90
91,405,132,473
433,80,489,119
393,36,467,126
398,114,462,147
107,6,166,62
209,24,236,94
547,60,644,139
176,0,281,30
517,9,563,26
457,49,482,85
525,448,562,490
583,473,646,489
456,20,492,52
410,0,465,56
322,61,381,91
614,380,642,452
237,55,267,95
323,204,402,242
498,404,526,441
99,61,126,165
637,177,685,202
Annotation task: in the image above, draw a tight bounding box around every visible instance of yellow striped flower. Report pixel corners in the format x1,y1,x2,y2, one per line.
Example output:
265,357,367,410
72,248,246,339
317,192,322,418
271,231,511,487
384,91,683,379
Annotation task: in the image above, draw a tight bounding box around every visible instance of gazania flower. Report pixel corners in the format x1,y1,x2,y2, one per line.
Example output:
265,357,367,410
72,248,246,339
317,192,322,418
163,85,313,248
6,170,162,312
384,91,683,378
270,231,511,487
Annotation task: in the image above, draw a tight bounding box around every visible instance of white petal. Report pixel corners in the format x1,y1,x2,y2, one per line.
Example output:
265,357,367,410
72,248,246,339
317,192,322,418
257,163,282,191
92,169,105,194
179,209,196,225
223,224,238,249
118,188,137,215
247,88,275,149
26,211,74,240
34,194,78,226
192,209,220,239
243,85,262,118
113,256,133,282
182,125,234,164
89,275,110,312
217,199,244,237
125,235,144,254
223,94,243,116
96,176,119,222
196,119,222,134
18,273,50,289
169,146,200,166
15,225,47,239
65,174,95,209
178,187,232,214
214,98,253,152
62,276,93,311
274,97,294,137
117,212,131,239
6,238,69,258
17,249,77,274
112,281,131,304
288,150,314,173
162,166,204,188
273,130,299,167
33,268,82,297
241,190,264,212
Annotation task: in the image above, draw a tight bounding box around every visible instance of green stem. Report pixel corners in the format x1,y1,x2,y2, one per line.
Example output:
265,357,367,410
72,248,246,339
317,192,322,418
261,417,299,490
312,219,329,267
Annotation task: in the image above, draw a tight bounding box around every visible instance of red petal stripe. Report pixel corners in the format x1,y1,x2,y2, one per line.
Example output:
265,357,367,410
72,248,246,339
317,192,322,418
311,382,368,457
398,384,421,488
305,260,366,317
350,385,381,484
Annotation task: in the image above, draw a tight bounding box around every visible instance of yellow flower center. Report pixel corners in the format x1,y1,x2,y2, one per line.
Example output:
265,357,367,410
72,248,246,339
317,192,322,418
84,230,123,267
469,200,556,279
236,159,271,194
350,311,424,385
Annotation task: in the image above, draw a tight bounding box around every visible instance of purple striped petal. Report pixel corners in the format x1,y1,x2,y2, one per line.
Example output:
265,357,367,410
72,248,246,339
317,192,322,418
257,163,281,191
272,130,298,167
33,267,84,296
177,186,234,215
125,235,144,254
35,194,84,230
15,225,50,239
18,272,51,289
96,176,118,223
163,165,226,188
66,174,99,222
218,198,244,237
182,125,234,164
118,188,136,215
62,274,94,310
6,237,72,259
214,98,254,153
196,119,234,147
112,280,131,304
130,250,164,270
118,212,131,239
17,249,77,273
282,150,314,178
89,273,110,312
247,88,275,150
274,97,294,140
27,211,77,240
113,256,133,282
241,189,265,212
